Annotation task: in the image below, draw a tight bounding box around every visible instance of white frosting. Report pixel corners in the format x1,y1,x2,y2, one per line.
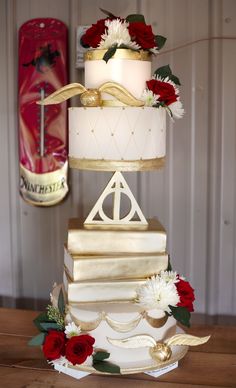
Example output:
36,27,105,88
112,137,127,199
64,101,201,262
85,58,151,99
67,303,176,367
69,107,166,162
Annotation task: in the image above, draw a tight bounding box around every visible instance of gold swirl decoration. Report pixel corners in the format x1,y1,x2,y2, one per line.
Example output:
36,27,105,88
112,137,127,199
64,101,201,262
66,307,168,333
84,48,151,61
107,333,211,362
143,311,168,328
105,314,142,333
37,82,144,108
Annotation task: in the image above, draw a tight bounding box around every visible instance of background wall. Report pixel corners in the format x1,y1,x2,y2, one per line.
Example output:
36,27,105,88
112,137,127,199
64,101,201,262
0,0,235,315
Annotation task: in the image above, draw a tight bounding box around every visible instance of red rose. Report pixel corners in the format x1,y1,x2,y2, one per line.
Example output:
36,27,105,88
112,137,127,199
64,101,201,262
176,278,195,312
146,79,178,105
65,334,95,365
42,330,66,360
81,19,107,48
128,22,156,49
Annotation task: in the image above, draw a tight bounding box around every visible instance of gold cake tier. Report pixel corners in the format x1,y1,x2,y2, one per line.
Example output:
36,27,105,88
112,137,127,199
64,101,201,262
67,218,166,255
64,270,145,304
64,246,168,282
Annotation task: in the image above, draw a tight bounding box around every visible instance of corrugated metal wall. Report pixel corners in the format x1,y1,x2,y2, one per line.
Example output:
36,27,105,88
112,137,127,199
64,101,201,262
0,0,235,314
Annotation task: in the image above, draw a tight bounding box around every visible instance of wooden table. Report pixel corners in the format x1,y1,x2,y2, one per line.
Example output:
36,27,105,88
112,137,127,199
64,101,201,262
0,308,235,388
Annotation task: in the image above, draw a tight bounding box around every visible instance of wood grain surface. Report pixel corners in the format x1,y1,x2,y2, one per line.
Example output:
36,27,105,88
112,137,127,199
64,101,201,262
0,308,235,387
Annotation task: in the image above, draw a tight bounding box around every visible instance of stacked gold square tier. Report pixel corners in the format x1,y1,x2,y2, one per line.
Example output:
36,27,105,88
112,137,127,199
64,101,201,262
63,214,177,366
64,218,168,304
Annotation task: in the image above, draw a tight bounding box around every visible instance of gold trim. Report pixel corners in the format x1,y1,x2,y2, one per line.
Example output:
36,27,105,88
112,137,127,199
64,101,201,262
69,157,165,172
68,309,103,331
144,312,168,328
84,49,151,62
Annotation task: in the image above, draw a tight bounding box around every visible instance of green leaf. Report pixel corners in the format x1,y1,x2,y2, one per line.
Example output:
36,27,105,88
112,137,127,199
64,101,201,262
126,14,146,24
169,305,191,327
58,288,65,315
154,65,181,86
155,35,167,50
170,74,181,86
28,332,46,346
80,36,90,49
103,45,117,63
100,8,117,19
154,64,172,80
93,351,110,362
93,360,120,374
40,322,62,331
33,312,51,331
167,255,172,271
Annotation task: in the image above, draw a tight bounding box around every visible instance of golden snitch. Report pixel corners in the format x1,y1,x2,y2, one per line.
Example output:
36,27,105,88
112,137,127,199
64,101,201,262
37,81,145,107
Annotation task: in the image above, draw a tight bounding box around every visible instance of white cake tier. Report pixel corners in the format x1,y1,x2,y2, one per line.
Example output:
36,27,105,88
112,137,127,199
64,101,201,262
69,107,166,171
84,49,151,99
66,303,176,367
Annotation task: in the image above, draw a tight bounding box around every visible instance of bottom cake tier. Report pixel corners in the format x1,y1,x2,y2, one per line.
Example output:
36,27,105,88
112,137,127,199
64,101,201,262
65,302,176,367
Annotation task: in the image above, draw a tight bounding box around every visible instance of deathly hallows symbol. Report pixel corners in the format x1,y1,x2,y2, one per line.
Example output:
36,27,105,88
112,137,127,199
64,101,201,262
84,172,147,225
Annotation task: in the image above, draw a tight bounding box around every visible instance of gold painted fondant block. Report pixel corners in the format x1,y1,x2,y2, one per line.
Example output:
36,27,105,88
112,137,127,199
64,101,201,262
64,246,168,282
67,218,166,255
63,270,145,303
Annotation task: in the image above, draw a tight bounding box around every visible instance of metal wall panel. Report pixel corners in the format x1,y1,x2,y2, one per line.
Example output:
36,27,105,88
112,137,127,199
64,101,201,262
0,0,235,314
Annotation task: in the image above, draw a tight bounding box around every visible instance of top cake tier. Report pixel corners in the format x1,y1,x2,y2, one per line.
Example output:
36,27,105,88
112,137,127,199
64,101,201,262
84,49,151,100
69,49,166,172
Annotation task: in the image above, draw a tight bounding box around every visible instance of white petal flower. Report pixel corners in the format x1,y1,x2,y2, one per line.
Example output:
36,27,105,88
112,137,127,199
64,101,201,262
64,322,81,338
168,100,185,119
141,89,159,106
136,274,180,313
48,356,69,369
160,270,179,284
98,19,140,50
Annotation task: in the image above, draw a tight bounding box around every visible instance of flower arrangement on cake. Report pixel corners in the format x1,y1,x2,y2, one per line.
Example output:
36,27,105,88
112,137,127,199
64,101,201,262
80,8,165,60
29,288,121,373
80,9,184,119
136,268,195,327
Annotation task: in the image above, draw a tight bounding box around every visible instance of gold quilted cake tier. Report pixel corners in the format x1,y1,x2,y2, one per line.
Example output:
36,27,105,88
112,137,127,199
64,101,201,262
64,246,168,282
67,218,166,255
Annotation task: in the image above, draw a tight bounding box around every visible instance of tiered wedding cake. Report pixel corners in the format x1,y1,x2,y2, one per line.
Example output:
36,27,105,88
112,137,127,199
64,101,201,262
31,11,209,377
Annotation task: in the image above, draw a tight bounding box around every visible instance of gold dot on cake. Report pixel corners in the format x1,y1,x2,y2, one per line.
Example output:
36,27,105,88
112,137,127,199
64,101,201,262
111,133,114,136
131,131,134,135
149,128,151,132
91,129,94,133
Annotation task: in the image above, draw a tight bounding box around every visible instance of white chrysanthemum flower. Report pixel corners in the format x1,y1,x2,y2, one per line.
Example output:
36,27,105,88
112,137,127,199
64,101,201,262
168,100,185,119
48,356,69,369
136,275,180,313
98,19,140,50
160,270,179,284
141,89,159,106
149,47,159,55
64,322,81,338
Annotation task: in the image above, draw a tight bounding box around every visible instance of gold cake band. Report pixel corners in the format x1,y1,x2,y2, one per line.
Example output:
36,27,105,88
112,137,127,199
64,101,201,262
84,49,151,62
69,157,165,172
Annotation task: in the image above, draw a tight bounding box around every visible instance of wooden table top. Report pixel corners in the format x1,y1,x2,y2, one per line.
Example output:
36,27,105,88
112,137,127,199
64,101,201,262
0,307,235,388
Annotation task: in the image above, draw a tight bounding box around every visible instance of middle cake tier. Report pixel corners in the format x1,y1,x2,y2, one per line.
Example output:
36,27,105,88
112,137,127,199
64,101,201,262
64,247,168,282
69,106,166,171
